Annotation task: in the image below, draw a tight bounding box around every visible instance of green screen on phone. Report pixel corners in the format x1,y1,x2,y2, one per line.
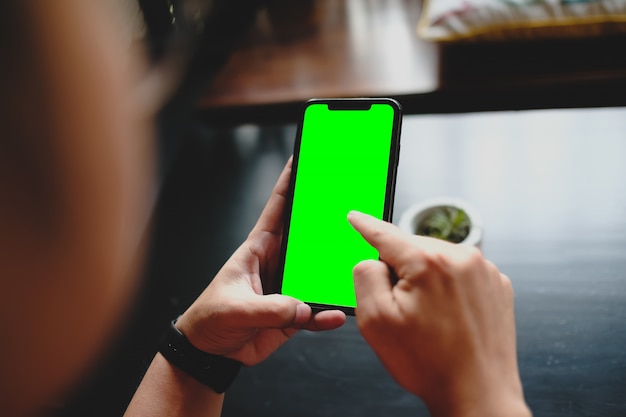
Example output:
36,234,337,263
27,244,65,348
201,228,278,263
280,101,399,310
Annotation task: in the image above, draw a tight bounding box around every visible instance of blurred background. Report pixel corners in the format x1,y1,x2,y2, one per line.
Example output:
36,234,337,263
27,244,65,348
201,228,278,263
54,0,626,415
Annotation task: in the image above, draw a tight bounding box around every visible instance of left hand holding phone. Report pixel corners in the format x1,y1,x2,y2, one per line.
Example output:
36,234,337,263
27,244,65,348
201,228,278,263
125,158,346,417
175,157,346,366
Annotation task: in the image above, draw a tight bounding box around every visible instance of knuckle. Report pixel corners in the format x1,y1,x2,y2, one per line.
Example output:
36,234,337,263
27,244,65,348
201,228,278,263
263,296,285,312
403,245,422,261
500,273,514,294
423,249,448,269
353,259,379,277
416,244,486,285
485,259,502,280
416,249,449,278
395,247,427,279
356,305,387,336
369,225,387,244
463,245,484,264
484,259,498,274
454,245,484,273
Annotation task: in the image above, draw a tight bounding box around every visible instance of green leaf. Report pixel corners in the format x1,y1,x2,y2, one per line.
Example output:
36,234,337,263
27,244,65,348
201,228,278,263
416,206,471,243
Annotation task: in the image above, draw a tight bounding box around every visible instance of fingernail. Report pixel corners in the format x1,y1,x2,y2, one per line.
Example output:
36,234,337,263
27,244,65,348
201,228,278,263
294,303,310,324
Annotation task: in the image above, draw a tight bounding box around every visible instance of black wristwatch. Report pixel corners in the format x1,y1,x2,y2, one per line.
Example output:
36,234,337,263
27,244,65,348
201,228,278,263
158,319,242,393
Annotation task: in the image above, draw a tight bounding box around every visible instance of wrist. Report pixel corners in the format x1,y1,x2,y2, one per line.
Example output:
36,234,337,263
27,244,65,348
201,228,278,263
443,397,531,417
458,400,531,417
124,354,224,417
154,352,223,397
429,395,531,417
424,372,531,417
173,312,207,352
157,318,242,394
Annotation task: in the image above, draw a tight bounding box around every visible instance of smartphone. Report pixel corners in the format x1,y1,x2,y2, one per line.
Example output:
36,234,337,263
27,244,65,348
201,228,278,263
277,98,402,315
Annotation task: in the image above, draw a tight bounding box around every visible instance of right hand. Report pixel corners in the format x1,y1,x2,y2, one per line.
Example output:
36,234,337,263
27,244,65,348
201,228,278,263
348,211,531,417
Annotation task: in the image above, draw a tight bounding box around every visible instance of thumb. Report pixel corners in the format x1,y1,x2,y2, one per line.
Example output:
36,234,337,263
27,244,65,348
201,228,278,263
239,294,312,329
353,260,394,314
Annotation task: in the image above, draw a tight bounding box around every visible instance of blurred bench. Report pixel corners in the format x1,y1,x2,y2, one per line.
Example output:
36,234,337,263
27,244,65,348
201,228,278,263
195,0,626,126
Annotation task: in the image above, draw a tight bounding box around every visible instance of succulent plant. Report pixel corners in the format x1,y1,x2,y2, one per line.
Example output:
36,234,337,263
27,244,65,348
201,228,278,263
416,206,471,244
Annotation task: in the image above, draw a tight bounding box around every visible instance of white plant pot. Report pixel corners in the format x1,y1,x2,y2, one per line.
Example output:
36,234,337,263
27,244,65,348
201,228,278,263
398,197,483,247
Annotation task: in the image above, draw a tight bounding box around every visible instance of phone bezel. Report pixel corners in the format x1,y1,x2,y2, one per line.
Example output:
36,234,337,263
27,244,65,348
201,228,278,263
274,98,403,316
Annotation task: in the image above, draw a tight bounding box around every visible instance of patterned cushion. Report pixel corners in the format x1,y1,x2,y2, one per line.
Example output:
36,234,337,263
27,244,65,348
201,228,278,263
417,0,626,42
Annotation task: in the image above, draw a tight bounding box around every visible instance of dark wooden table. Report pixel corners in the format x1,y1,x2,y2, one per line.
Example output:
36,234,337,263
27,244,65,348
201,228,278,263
57,108,626,417
196,0,626,125
207,107,626,417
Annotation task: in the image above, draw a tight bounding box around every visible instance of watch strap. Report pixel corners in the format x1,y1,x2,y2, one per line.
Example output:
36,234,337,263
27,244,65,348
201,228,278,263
158,319,242,393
